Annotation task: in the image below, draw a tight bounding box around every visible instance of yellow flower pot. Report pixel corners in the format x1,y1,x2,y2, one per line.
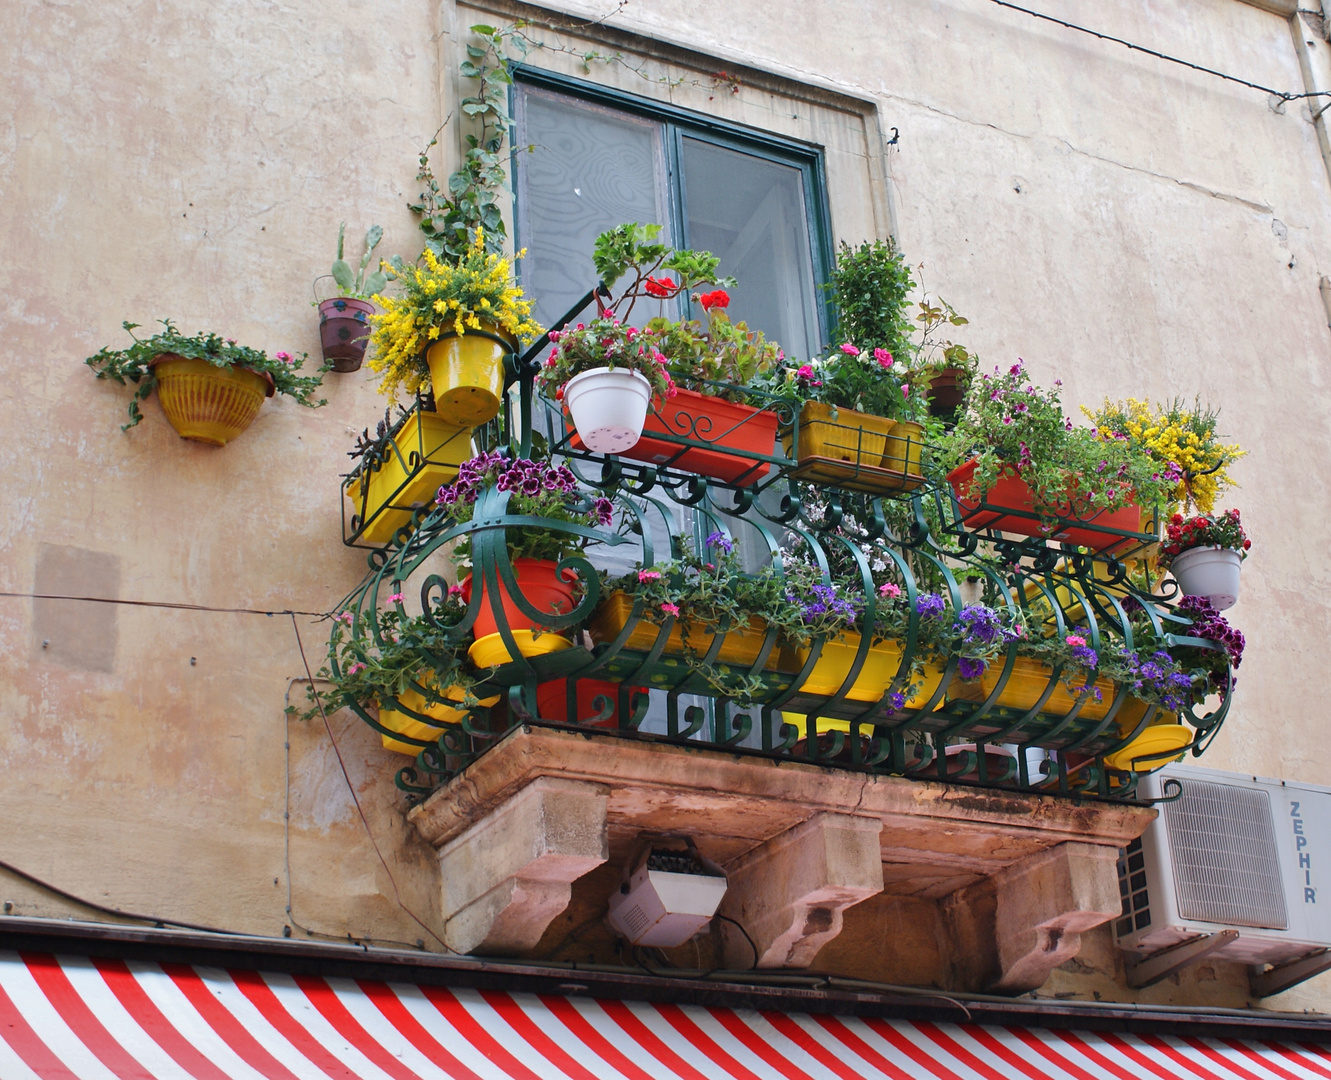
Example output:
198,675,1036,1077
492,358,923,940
588,591,784,669
151,355,273,446
468,629,574,669
782,634,943,707
882,419,925,489
785,401,895,468
346,411,472,544
377,685,499,756
948,656,1115,721
1103,723,1192,773
425,326,512,426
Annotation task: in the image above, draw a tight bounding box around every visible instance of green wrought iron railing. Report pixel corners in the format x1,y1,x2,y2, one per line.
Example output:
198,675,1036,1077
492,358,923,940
329,291,1233,805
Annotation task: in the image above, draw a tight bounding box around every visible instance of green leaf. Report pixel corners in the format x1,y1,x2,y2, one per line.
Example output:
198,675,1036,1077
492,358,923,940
461,102,488,116
363,224,383,253
331,259,355,292
470,24,496,34
336,221,346,261
466,44,486,58
363,270,388,295
459,61,481,77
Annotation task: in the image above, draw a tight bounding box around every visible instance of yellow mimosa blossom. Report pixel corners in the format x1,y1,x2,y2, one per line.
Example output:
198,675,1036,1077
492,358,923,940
367,227,544,400
1083,398,1244,514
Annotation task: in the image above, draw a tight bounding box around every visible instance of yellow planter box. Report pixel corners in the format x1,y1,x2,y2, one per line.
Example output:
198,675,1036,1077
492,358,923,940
468,630,574,669
589,591,786,670
782,634,943,707
948,656,1115,721
346,411,472,545
882,419,925,489
377,684,499,756
1104,723,1192,773
785,401,895,467
153,355,271,446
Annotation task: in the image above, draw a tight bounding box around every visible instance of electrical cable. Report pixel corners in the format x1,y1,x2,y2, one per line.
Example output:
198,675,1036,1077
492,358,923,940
714,914,759,971
0,590,328,619
288,614,454,954
989,0,1331,102
0,859,241,937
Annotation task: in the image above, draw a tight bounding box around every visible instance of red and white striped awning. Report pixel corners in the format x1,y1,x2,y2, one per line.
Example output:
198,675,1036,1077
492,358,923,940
2,951,1329,1080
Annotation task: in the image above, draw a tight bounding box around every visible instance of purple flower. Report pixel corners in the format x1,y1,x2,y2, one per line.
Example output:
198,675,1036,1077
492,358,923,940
706,530,734,555
958,656,986,680
889,691,907,710
916,593,947,620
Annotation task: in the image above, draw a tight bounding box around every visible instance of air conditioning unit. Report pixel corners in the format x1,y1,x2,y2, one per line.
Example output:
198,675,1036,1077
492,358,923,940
1116,763,1331,969
607,843,728,948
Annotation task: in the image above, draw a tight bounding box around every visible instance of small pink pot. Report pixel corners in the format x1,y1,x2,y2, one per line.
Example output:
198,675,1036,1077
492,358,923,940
318,297,375,372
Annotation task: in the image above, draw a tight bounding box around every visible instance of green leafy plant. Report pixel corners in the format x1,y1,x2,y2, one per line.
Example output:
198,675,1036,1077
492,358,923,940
647,291,782,400
300,590,481,722
1161,509,1251,566
85,320,327,429
409,24,534,260
328,223,389,299
825,238,915,360
592,223,734,321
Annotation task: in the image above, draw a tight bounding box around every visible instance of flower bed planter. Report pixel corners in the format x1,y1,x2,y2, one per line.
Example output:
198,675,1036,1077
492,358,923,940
786,403,925,493
425,325,513,426
346,411,472,545
1170,545,1242,610
570,388,777,486
588,591,789,669
948,655,1115,722
537,677,643,728
461,558,579,665
318,298,375,372
947,459,1145,552
563,367,653,453
781,634,943,707
150,354,275,445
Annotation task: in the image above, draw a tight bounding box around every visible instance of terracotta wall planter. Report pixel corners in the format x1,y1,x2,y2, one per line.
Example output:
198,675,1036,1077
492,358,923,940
462,558,579,666
149,354,274,446
318,298,375,372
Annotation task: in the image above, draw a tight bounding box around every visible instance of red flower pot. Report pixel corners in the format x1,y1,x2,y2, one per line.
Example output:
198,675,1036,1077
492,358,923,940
318,297,375,372
569,388,777,486
461,558,578,638
947,459,1144,552
537,678,644,728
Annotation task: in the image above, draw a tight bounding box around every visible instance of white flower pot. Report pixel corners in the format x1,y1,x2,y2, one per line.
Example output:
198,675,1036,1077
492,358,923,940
564,366,652,453
1171,545,1243,611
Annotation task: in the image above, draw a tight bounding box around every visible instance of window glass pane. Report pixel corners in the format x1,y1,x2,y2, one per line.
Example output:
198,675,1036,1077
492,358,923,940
681,137,822,364
515,86,672,329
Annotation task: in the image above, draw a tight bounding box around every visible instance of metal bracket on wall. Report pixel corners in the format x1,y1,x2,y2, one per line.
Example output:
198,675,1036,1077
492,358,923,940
1250,948,1331,999
1125,929,1240,989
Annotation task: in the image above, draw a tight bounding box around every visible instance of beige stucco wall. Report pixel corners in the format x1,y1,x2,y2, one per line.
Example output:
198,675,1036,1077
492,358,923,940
4,0,1331,1011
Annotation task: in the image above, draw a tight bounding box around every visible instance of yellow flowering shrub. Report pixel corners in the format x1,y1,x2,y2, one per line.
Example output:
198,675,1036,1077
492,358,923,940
368,228,543,399
1082,398,1244,514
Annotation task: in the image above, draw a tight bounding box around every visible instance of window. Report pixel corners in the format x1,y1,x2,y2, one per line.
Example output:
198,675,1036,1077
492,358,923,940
513,70,833,364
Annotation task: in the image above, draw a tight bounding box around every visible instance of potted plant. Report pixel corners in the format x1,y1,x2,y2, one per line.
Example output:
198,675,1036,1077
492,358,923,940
949,626,1118,722
307,590,496,757
344,402,473,545
589,531,800,698
551,224,784,486
436,451,614,666
314,223,391,373
1160,510,1250,611
368,227,542,424
937,361,1176,551
85,320,326,444
538,319,675,453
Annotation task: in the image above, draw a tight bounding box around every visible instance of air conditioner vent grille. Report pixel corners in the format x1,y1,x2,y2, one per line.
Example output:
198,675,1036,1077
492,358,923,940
1116,838,1151,938
1165,779,1288,930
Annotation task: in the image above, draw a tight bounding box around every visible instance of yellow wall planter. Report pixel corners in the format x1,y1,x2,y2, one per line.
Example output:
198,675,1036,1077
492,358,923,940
425,326,512,426
882,419,925,489
1103,723,1192,772
347,411,472,544
949,656,1115,721
377,685,499,756
589,591,783,669
782,634,943,707
152,355,273,445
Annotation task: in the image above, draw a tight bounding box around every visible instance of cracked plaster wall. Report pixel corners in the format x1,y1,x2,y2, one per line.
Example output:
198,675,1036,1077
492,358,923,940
3,0,1331,1011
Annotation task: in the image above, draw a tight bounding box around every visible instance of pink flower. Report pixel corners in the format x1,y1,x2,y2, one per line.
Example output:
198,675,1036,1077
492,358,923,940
547,330,562,343
637,570,662,582
447,585,463,597
1009,362,1023,375
901,385,910,398
660,602,680,617
874,348,893,369
840,343,860,356
878,582,901,599
346,662,366,675
387,592,403,604
275,351,292,363
1065,634,1087,648
338,611,353,625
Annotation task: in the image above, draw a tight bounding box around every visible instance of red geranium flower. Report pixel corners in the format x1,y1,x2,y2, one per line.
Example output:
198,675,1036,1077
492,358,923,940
699,289,730,311
644,276,677,298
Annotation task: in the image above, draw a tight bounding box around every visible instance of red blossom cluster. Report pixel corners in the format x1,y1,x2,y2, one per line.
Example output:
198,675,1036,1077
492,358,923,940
643,276,679,299
698,289,730,311
1161,508,1250,561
